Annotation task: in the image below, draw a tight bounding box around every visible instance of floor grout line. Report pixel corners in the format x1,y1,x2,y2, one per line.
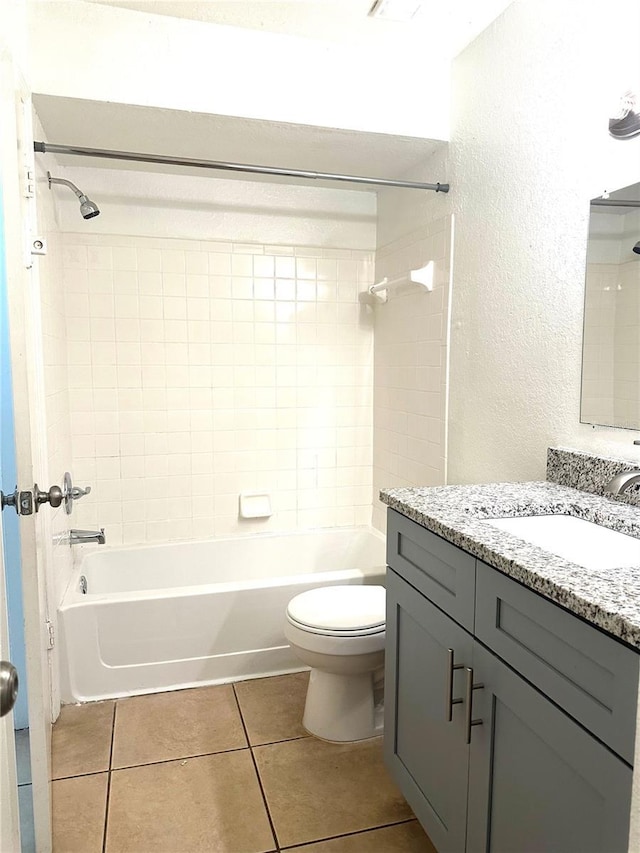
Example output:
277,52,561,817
101,701,117,853
278,817,419,850
51,734,311,781
232,683,282,853
109,744,252,773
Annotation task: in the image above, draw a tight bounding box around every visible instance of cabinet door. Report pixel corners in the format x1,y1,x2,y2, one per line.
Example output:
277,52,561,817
385,569,473,853
466,643,633,853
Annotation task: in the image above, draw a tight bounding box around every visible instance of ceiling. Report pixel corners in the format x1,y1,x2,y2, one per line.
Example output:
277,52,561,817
32,1,513,191
78,0,514,57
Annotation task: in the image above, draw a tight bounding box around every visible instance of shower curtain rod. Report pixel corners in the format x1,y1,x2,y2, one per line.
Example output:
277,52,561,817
591,199,640,207
33,141,450,193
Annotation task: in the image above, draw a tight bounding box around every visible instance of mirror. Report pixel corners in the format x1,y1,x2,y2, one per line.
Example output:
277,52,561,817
580,181,640,430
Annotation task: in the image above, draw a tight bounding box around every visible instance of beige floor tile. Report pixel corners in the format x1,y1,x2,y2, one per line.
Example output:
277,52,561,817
254,736,413,848
52,701,114,779
106,750,276,853
284,820,436,852
52,773,108,853
234,672,310,745
112,684,247,769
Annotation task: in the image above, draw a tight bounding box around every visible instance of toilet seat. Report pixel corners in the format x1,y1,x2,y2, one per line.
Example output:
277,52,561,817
286,585,386,637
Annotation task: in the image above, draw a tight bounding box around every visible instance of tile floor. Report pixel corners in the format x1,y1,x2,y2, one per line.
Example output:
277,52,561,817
51,672,436,853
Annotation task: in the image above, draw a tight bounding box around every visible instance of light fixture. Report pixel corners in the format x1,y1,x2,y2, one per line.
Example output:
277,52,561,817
368,0,424,23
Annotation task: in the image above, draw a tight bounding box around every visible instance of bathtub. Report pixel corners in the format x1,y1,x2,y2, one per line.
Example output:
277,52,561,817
58,527,386,703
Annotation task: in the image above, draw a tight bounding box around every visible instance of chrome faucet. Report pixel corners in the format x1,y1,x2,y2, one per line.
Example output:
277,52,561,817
604,470,640,496
69,528,106,545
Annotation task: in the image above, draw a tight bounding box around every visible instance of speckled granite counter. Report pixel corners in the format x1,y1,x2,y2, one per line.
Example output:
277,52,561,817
380,481,640,649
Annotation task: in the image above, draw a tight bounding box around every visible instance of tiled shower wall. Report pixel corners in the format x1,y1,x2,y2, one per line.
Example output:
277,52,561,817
371,215,452,532
62,233,374,546
582,260,640,429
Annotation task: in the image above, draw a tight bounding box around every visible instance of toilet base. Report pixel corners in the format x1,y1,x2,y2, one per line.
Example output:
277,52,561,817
302,668,384,742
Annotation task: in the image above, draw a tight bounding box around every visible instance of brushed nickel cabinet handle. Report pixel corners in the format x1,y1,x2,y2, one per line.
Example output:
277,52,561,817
464,666,484,744
446,648,464,722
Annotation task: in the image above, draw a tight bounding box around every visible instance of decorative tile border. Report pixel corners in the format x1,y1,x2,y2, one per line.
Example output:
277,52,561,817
547,447,640,507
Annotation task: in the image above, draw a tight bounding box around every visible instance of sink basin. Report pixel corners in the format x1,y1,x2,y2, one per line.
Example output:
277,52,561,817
485,515,640,570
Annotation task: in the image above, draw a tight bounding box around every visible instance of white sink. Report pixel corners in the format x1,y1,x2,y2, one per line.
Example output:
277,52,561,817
485,515,640,570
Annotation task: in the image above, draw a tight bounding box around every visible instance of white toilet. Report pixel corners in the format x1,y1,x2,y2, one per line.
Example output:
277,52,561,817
284,584,386,743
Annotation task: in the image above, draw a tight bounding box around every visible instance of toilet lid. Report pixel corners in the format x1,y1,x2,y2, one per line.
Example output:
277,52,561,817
286,585,386,632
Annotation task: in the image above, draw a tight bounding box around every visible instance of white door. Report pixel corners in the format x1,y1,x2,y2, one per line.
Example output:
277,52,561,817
0,526,20,853
1,47,54,853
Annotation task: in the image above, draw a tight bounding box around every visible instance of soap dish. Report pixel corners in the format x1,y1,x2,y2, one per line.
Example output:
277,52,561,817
239,492,272,519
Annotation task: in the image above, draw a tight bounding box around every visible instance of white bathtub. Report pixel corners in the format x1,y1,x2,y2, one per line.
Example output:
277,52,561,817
58,527,386,703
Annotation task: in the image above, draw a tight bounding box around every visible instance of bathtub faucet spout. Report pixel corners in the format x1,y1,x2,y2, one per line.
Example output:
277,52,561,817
69,528,106,545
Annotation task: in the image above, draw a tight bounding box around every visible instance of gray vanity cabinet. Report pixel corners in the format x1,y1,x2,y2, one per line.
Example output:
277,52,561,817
384,508,635,853
385,568,473,853
466,643,632,853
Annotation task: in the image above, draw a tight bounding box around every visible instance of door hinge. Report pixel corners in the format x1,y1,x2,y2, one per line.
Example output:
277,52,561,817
46,620,55,649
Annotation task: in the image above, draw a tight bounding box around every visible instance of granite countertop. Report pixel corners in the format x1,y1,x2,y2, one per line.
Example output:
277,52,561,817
380,481,640,649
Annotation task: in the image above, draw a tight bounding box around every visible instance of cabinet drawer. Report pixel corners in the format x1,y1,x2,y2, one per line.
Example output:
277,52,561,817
386,509,476,631
475,560,640,764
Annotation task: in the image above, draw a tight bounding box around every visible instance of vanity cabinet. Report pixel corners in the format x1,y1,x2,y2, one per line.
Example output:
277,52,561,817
384,509,636,853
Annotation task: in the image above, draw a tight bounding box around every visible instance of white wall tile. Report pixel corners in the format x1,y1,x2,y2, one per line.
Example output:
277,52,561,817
63,233,374,544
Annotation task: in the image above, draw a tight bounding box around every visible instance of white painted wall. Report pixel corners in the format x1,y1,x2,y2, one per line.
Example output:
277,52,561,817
27,0,450,139
448,0,640,486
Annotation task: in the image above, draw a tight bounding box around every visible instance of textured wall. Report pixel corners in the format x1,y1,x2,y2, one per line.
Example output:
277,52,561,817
448,0,640,486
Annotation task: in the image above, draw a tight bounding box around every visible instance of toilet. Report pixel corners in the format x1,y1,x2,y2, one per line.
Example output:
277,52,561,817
284,584,386,743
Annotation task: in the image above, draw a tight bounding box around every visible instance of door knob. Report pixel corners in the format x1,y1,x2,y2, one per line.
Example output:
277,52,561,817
1,488,33,515
0,661,19,718
33,483,64,511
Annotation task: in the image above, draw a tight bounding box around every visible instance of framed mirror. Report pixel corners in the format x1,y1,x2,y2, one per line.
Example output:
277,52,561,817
580,181,640,430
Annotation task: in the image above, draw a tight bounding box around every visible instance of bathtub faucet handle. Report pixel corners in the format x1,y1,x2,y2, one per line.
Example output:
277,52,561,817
70,485,91,500
63,472,92,515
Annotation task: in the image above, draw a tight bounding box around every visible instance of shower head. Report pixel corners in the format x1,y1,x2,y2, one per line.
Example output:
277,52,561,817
47,172,100,220
78,196,100,220
633,241,640,255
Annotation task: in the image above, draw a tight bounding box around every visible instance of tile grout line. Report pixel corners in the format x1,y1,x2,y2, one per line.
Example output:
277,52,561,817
232,684,281,853
278,817,419,850
54,736,310,781
101,701,117,853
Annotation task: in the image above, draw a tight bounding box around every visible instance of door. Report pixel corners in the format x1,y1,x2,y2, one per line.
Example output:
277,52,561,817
1,48,54,853
1,521,21,851
385,568,473,853
466,643,633,853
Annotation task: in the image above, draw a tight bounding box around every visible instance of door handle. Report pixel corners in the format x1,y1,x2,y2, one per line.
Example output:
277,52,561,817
446,648,464,721
0,661,19,718
33,483,64,511
464,666,484,744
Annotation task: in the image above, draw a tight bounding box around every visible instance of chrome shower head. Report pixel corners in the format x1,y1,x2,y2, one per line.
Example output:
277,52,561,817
633,241,640,255
47,172,100,220
78,195,100,220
